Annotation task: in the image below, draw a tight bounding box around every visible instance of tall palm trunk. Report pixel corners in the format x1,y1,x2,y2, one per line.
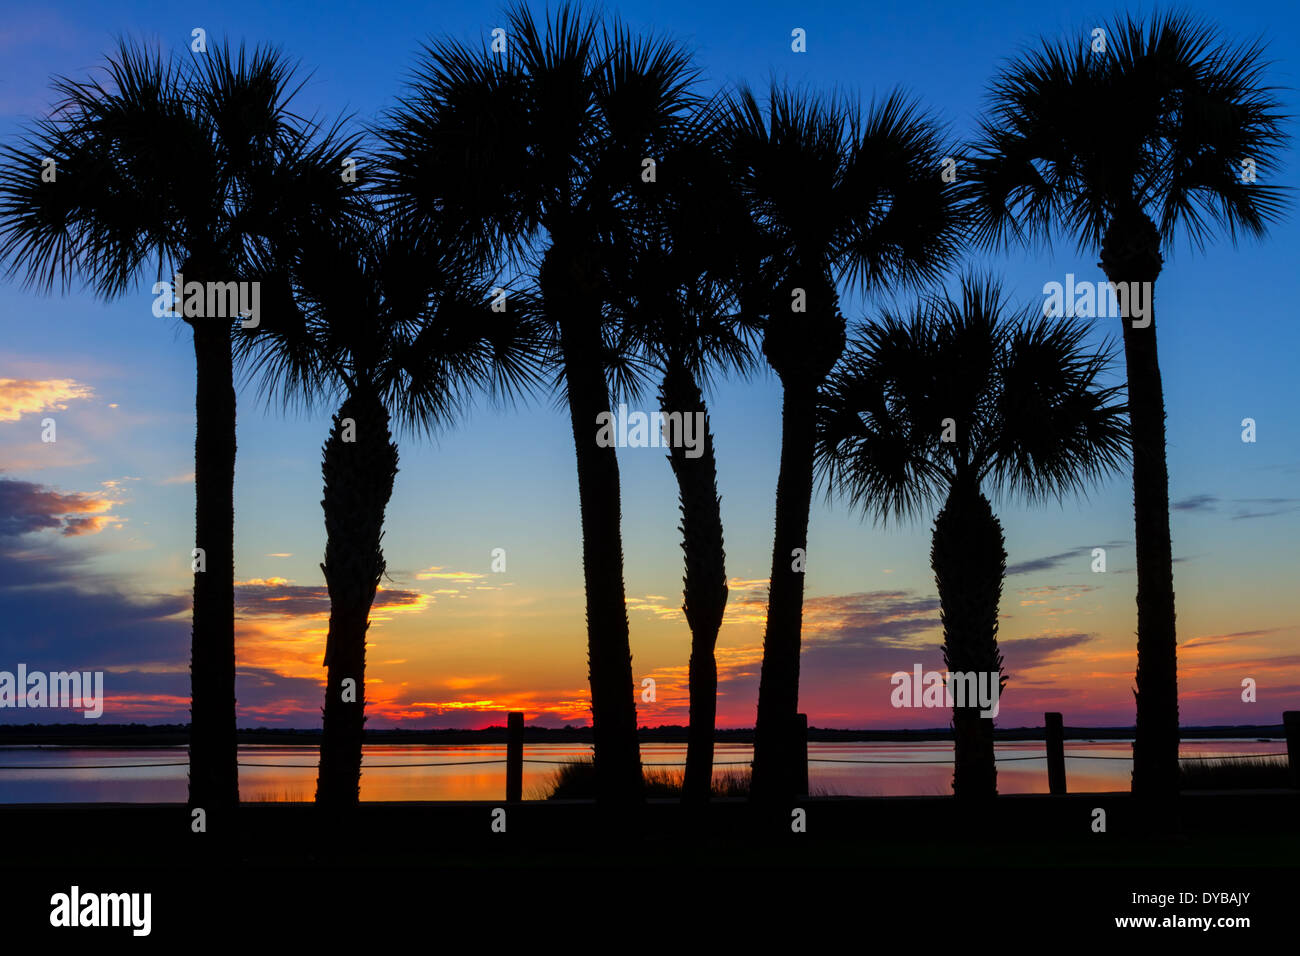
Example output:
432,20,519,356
315,385,398,806
931,479,1006,799
751,282,845,804
188,316,239,813
545,248,643,804
659,359,728,804
750,384,816,803
1099,207,1179,802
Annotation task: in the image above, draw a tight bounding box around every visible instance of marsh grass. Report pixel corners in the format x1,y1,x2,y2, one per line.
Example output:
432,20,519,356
1178,756,1290,790
247,788,310,802
541,759,830,799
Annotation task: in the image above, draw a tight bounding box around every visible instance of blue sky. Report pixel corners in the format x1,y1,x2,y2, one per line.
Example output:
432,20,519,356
1,0,1298,728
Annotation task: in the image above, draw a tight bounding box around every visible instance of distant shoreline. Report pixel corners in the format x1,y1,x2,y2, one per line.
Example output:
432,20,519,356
0,722,1286,747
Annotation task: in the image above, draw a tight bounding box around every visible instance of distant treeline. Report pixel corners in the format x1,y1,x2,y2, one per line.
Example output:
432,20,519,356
0,723,1286,747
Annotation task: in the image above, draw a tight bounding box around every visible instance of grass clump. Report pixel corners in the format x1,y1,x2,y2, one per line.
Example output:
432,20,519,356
541,759,825,798
1178,756,1290,790
542,758,750,799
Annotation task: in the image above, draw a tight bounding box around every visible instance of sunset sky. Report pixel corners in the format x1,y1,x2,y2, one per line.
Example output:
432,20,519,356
1,0,1297,731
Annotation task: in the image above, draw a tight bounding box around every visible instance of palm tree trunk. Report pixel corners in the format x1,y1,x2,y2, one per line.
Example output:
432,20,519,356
751,283,845,805
931,479,1006,800
546,250,643,805
659,361,728,805
188,317,239,813
750,382,817,803
1100,209,1180,804
315,385,398,807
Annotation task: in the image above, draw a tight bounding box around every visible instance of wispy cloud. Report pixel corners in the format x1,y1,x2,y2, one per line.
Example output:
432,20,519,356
1181,627,1282,649
415,566,487,581
627,594,683,619
1015,584,1098,609
1171,493,1300,520
0,476,116,536
1229,497,1300,520
998,632,1096,672
235,577,430,618
1006,541,1125,576
1172,494,1219,512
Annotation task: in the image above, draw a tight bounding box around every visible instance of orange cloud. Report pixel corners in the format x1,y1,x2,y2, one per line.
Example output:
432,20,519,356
721,577,771,626
0,377,94,422
386,689,593,723
415,566,486,581
61,514,118,536
235,578,432,619
232,578,438,685
627,594,682,620
99,693,193,719
443,675,503,690
0,476,116,536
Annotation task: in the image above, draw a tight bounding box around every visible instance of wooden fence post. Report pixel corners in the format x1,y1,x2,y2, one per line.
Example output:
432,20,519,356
1284,711,1300,789
796,713,809,797
1045,712,1066,795
507,711,523,802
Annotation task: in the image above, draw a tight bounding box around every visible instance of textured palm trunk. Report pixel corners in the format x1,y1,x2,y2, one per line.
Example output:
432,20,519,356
545,248,643,805
659,361,728,805
315,386,398,807
188,317,239,814
750,385,817,803
931,480,1006,800
751,282,845,805
1100,208,1180,804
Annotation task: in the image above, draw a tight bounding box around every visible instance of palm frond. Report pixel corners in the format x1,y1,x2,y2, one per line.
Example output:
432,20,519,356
964,11,1291,255
817,273,1130,520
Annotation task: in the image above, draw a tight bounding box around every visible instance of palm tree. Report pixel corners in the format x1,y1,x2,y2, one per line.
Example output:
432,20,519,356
722,86,964,803
817,275,1130,798
608,106,759,803
380,3,701,802
0,42,358,816
241,204,542,806
962,12,1289,801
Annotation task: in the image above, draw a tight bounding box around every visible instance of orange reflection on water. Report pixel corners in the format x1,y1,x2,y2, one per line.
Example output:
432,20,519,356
0,739,1284,803
239,743,596,802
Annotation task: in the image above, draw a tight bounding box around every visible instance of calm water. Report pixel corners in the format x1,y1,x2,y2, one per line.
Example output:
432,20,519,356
0,739,1285,803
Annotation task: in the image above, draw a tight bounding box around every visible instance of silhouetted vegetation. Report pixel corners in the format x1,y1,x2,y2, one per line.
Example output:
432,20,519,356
817,276,1130,798
541,758,815,799
964,11,1290,803
0,6,1291,828
1179,757,1290,790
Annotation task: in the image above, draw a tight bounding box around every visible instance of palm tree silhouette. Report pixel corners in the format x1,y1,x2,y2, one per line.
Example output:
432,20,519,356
962,12,1289,801
241,201,542,806
722,86,964,803
608,105,759,803
0,42,358,815
817,275,1130,798
380,3,701,802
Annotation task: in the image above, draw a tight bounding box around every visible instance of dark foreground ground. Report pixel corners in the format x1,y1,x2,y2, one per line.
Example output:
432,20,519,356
1,791,1295,942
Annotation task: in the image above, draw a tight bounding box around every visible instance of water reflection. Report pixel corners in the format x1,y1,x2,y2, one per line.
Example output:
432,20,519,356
0,739,1283,802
